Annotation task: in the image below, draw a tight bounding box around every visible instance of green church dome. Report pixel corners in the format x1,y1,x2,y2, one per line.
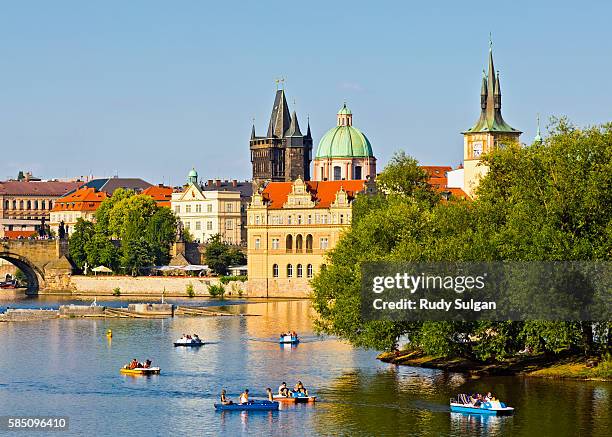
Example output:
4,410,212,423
315,104,374,159
188,168,198,178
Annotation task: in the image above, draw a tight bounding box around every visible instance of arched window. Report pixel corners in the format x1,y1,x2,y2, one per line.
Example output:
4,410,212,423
297,215,302,224
3,200,8,210
306,234,313,253
272,264,279,278
287,264,293,278
297,264,303,278
340,214,344,224
20,200,24,209
27,200,31,210
307,264,313,278
12,200,17,209
288,215,292,225
295,234,303,252
48,201,53,210
333,166,342,181
285,234,293,253
354,165,362,180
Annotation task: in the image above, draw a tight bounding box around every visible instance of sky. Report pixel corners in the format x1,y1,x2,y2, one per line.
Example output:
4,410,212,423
0,0,611,186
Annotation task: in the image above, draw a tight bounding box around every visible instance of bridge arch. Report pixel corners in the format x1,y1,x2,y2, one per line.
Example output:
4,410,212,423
0,252,45,293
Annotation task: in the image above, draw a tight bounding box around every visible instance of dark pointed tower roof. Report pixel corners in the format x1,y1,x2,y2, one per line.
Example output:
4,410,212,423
306,116,312,139
285,110,302,136
251,122,256,140
464,42,521,134
267,89,292,138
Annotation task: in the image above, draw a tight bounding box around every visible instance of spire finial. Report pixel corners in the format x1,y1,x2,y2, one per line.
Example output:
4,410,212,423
489,32,493,50
534,113,543,143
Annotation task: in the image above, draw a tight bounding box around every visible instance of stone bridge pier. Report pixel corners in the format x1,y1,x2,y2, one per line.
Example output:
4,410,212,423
0,239,74,293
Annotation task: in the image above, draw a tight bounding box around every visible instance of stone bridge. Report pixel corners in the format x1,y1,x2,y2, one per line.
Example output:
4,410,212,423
0,239,73,293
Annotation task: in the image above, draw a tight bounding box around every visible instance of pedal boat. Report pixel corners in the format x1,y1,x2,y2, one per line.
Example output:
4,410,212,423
450,401,514,416
214,400,279,411
173,338,204,347
273,394,316,403
279,334,299,344
120,367,161,375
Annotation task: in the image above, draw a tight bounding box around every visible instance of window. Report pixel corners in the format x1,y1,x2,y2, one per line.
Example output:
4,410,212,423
306,234,313,253
226,203,233,212
307,264,313,278
287,264,293,278
297,215,302,224
288,215,292,225
333,166,342,181
207,204,213,212
286,234,293,252
207,221,213,230
320,167,324,180
186,205,192,213
320,237,329,250
255,237,260,249
295,234,303,252
272,238,279,250
175,206,180,213
255,215,260,225
196,204,202,213
273,264,279,278
297,264,303,278
195,221,201,230
307,215,312,224
185,221,191,229
226,219,233,230
340,214,344,224
354,165,362,180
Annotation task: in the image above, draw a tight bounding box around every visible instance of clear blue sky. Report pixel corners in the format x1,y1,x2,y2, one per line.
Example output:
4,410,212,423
1,0,610,185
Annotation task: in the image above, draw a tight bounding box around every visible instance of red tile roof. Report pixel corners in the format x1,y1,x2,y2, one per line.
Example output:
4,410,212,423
142,185,173,207
3,230,38,239
261,180,367,209
0,181,82,196
51,187,108,212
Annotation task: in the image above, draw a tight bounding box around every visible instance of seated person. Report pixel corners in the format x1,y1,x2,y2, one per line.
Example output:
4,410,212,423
220,389,233,405
266,388,273,401
193,334,200,341
129,359,139,369
239,389,249,404
143,359,151,369
278,382,289,397
488,395,502,409
295,381,308,396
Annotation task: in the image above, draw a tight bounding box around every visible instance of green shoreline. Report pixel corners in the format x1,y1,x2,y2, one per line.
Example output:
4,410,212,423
377,350,612,381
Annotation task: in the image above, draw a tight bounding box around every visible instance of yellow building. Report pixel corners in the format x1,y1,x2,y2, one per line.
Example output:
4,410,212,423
247,178,375,297
462,43,521,197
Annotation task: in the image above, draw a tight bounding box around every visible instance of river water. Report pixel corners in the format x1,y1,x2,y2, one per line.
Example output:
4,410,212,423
0,298,610,436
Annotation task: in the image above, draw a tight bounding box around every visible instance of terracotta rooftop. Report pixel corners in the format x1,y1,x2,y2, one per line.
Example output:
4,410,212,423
3,230,38,239
261,180,367,209
142,185,173,207
0,181,83,196
51,187,108,212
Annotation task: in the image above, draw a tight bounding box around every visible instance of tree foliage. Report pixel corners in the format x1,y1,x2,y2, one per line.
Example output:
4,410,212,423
204,234,246,275
312,119,612,359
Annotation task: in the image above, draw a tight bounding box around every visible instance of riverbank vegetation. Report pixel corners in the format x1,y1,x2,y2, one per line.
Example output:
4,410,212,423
69,189,180,275
312,119,612,378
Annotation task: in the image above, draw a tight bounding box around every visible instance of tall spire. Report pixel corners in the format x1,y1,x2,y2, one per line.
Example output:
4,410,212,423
285,110,302,136
306,116,312,139
486,40,496,122
251,119,256,140
267,89,291,138
534,114,543,143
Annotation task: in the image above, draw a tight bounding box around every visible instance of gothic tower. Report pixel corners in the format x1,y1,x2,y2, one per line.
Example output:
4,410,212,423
462,42,521,197
250,89,312,184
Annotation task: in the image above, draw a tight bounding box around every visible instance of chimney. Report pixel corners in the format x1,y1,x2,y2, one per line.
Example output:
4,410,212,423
215,179,221,187
207,179,213,187
231,179,237,187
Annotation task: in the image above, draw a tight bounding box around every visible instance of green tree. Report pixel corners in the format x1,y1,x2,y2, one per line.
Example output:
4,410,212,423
312,119,612,357
145,207,178,265
85,233,119,271
204,234,244,275
69,218,95,269
94,188,135,236
120,236,153,276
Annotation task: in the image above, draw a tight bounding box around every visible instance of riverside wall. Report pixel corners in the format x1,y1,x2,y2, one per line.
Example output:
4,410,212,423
49,275,249,297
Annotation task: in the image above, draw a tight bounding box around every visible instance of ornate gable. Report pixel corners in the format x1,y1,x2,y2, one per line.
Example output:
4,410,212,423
283,178,315,209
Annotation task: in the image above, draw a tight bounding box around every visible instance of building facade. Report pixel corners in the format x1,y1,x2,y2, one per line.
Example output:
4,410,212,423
0,179,83,238
250,89,312,183
49,187,108,235
247,178,375,297
171,170,243,244
461,43,521,197
313,104,377,181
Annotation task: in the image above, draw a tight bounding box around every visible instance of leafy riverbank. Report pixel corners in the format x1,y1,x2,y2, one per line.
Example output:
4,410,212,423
377,349,612,381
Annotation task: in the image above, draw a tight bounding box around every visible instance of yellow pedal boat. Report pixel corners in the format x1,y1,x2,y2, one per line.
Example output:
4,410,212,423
120,367,161,375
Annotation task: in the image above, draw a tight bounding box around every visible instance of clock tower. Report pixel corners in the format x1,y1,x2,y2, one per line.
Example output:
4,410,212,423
462,42,521,197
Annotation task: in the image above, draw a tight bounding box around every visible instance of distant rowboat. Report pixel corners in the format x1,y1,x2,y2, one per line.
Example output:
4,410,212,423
273,395,316,403
214,400,279,411
120,367,160,375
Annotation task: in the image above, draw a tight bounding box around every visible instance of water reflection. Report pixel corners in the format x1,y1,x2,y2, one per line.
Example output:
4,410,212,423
0,299,610,436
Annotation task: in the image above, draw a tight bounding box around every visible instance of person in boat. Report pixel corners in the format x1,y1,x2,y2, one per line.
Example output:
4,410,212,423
128,358,139,369
239,389,250,404
193,334,200,343
266,387,273,401
278,382,289,397
143,359,152,369
220,389,233,405
294,381,308,396
291,331,297,338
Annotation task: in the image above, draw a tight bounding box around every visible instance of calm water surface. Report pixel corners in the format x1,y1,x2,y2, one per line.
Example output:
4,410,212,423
0,298,610,436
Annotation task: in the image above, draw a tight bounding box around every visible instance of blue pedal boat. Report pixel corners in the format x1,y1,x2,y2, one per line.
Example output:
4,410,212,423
450,395,514,416
279,334,299,344
214,400,279,411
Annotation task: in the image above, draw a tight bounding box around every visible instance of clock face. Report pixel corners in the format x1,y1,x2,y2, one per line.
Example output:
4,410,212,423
472,142,483,158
